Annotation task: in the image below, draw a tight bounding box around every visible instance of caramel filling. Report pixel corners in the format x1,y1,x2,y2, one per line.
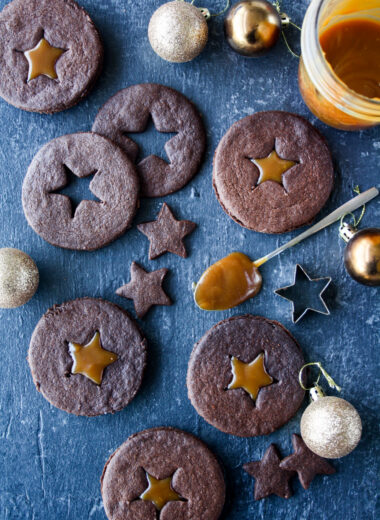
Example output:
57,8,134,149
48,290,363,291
24,38,65,82
252,150,296,185
140,473,183,511
69,331,118,385
228,353,273,400
194,252,262,311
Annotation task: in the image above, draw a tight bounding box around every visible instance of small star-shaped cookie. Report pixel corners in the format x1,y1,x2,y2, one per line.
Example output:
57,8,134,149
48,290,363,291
69,331,118,385
243,444,294,500
140,472,183,511
24,38,65,82
116,262,171,318
280,434,336,490
137,203,196,259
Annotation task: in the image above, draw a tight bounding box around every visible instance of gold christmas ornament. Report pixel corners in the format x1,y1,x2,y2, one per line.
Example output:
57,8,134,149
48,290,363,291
148,1,209,63
225,0,283,56
0,248,39,308
299,363,362,459
340,223,380,286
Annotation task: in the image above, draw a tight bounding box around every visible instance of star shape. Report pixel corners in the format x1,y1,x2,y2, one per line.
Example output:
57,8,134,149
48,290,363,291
140,472,184,511
68,331,118,385
24,37,65,82
50,165,101,218
280,434,336,490
137,203,196,259
274,264,332,323
228,353,273,401
243,444,294,500
250,149,297,186
116,262,171,318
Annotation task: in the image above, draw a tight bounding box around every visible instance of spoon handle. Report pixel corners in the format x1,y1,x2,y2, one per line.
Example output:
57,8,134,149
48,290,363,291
253,187,379,267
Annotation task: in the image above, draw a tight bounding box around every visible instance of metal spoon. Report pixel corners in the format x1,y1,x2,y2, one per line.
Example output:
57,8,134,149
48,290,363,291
194,187,379,311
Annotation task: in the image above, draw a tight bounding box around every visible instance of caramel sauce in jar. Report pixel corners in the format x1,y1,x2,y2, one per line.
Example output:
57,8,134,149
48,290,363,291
299,0,380,130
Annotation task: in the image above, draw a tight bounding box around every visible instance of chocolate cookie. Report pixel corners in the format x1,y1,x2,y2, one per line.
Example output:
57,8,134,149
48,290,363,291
187,315,305,437
22,132,139,251
116,262,172,319
101,427,225,519
243,444,294,500
213,111,334,233
0,0,103,113
28,298,147,416
280,434,336,490
92,83,206,197
137,203,196,259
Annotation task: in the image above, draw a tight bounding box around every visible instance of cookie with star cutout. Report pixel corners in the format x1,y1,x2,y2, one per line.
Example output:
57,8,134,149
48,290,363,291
101,427,225,520
22,132,139,251
213,111,334,233
187,315,305,437
92,83,206,197
28,298,147,416
0,0,103,113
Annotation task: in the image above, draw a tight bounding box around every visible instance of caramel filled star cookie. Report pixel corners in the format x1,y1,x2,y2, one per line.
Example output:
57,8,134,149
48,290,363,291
101,427,225,519
28,298,147,416
213,111,334,233
22,132,139,251
0,0,103,113
187,315,305,437
92,83,206,197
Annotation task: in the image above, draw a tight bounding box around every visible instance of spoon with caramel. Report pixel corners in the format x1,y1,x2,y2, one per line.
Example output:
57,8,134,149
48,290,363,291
194,187,379,311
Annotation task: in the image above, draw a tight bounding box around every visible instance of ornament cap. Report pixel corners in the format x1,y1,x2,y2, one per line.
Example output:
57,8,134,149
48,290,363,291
280,12,290,26
339,222,357,243
309,384,325,402
198,7,211,20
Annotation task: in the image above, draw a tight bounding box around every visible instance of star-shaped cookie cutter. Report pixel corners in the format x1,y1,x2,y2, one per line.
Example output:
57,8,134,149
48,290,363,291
274,264,332,324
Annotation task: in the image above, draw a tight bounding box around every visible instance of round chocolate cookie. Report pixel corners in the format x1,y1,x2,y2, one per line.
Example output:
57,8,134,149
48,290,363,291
213,111,334,233
187,315,305,437
101,427,225,520
92,83,206,197
22,132,139,251
28,298,147,416
0,0,103,113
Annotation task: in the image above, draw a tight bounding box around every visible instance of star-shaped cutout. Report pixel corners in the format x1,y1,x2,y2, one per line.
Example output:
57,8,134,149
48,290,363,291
250,149,297,186
243,444,294,500
280,434,336,490
68,331,118,385
24,37,66,82
274,264,332,323
140,471,185,511
49,165,102,218
137,203,196,260
116,262,171,318
228,353,273,401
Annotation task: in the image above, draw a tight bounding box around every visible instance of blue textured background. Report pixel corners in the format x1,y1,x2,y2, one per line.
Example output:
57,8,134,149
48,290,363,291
1,1,379,518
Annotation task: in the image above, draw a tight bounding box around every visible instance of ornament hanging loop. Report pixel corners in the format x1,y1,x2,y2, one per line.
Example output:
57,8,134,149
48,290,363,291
274,0,301,58
299,361,342,393
339,186,366,242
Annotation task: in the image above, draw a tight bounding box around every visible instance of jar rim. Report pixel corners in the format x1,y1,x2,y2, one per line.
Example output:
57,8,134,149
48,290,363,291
301,0,380,120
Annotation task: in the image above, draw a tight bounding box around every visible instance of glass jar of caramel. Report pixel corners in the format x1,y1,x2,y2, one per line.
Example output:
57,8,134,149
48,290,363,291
299,0,380,130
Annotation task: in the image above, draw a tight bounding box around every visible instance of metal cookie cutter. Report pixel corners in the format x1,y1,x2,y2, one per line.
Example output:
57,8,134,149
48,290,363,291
274,264,332,324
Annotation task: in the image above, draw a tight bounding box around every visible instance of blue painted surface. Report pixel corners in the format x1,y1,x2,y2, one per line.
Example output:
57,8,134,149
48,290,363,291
0,1,379,518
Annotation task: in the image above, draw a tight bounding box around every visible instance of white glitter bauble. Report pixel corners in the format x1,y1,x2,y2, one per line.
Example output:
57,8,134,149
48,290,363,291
300,396,362,459
148,1,209,63
0,248,39,308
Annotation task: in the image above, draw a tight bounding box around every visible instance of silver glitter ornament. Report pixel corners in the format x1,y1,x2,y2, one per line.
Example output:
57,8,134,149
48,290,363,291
0,248,39,308
148,1,209,63
300,385,362,459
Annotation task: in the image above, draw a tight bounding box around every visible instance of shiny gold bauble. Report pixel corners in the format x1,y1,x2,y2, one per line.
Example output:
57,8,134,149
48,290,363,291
148,1,208,63
343,227,380,286
300,395,362,459
0,248,39,308
224,0,282,57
